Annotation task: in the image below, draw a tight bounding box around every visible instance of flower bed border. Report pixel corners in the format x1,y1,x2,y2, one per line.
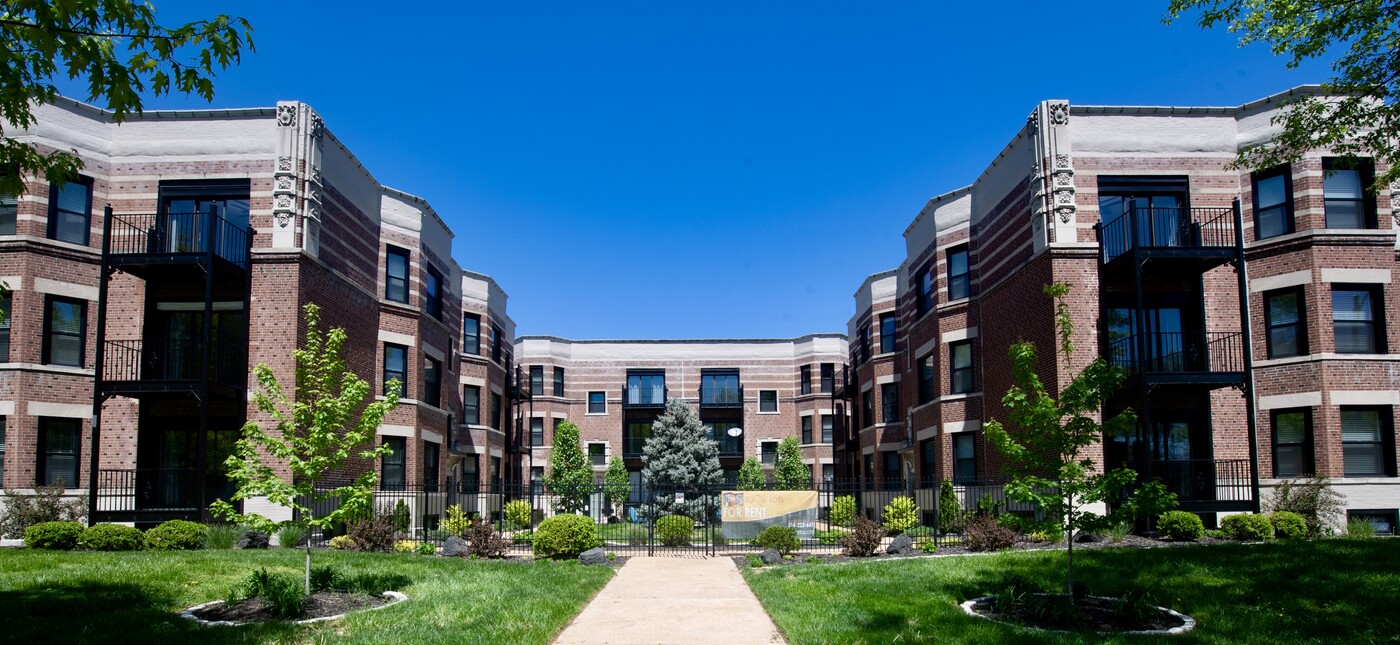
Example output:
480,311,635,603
181,590,407,627
959,593,1197,636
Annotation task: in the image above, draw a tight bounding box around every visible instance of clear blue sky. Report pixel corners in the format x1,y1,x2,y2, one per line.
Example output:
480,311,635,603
60,2,1332,339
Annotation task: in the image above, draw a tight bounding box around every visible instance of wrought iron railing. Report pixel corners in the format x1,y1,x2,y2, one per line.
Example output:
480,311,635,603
1097,205,1237,264
102,338,247,388
1129,458,1253,503
699,385,743,407
622,385,667,408
107,210,251,270
1104,331,1244,376
93,468,200,512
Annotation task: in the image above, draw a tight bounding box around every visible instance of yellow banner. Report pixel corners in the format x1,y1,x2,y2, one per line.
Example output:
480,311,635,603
720,491,818,539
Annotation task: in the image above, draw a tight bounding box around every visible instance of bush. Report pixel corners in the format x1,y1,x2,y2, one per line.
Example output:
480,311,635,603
1269,511,1308,540
467,517,511,558
964,515,1017,552
916,537,937,553
23,521,84,550
533,514,599,559
347,513,398,552
1347,517,1376,538
328,535,355,550
387,500,412,533
882,496,919,535
144,520,207,550
656,515,692,547
829,495,856,528
1157,511,1204,541
512,532,534,545
309,565,341,592
275,524,307,548
1124,481,1179,526
1222,513,1274,541
815,529,846,545
416,541,436,555
1,485,86,538
392,539,417,553
1268,476,1346,537
504,500,532,530
79,523,144,551
230,568,305,619
1106,522,1131,543
203,524,241,550
441,504,471,536
938,481,964,532
839,516,884,557
755,526,801,555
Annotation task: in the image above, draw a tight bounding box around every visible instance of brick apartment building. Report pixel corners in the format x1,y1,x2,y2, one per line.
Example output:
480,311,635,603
839,86,1399,530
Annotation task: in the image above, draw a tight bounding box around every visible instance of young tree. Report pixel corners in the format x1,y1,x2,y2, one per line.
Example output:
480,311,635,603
641,399,722,517
984,283,1137,599
1,1,254,196
736,457,766,491
1167,0,1400,187
544,420,592,514
772,437,811,490
211,304,399,594
603,454,630,519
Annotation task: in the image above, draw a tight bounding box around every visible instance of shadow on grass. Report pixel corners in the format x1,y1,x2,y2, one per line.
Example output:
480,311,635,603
341,571,413,594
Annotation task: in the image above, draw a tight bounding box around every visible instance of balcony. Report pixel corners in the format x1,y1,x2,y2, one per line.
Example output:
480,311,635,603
1128,459,1253,512
623,432,651,457
699,385,743,408
100,338,247,397
1104,331,1245,386
1096,205,1238,267
105,209,252,275
92,468,202,522
622,385,667,408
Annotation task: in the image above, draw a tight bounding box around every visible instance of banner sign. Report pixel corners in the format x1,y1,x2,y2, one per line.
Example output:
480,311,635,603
720,490,818,540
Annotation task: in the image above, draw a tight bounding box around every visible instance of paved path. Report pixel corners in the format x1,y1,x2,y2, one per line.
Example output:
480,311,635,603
554,556,785,644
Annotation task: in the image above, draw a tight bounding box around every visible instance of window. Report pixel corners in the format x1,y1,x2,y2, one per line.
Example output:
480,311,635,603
916,267,934,316
0,192,15,235
881,383,899,423
491,324,503,363
920,439,936,485
918,354,935,404
820,363,835,393
381,437,406,490
38,418,80,487
626,371,666,406
47,177,91,245
530,366,543,397
1265,288,1306,358
821,415,833,443
423,441,439,491
490,393,502,429
760,441,778,465
1323,159,1373,229
383,344,407,397
588,443,606,466
800,365,812,395
553,367,565,397
424,265,443,319
0,417,6,485
879,314,896,354
801,416,813,444
1348,510,1398,536
1272,409,1314,478
861,390,873,428
624,422,653,455
947,244,970,300
859,324,871,363
1252,167,1292,239
43,296,85,367
883,451,901,489
1333,286,1384,354
821,464,833,484
950,341,973,394
530,418,543,447
531,466,544,494
0,293,10,361
1341,407,1394,477
463,386,480,425
462,454,480,492
588,391,606,414
463,314,481,355
864,454,874,486
953,433,976,484
423,356,441,407
759,390,778,413
385,246,410,303
701,370,740,406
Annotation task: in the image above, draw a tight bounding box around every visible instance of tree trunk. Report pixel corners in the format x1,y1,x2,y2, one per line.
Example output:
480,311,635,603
305,543,312,595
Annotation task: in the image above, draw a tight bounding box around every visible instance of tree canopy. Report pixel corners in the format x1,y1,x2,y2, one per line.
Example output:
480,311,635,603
736,457,765,490
772,437,811,490
543,420,592,514
641,399,722,517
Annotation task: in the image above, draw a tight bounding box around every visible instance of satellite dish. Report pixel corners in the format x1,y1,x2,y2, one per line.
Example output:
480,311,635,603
726,427,743,437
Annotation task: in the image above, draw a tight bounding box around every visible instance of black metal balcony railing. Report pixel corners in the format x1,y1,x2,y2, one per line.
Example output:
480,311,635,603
711,434,743,457
623,434,651,456
1097,206,1237,264
623,386,667,408
107,211,251,270
1105,331,1244,376
1129,459,1253,503
94,468,200,512
102,338,247,389
699,385,743,407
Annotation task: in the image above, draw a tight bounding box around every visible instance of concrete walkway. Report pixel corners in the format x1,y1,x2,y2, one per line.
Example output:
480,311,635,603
554,556,785,644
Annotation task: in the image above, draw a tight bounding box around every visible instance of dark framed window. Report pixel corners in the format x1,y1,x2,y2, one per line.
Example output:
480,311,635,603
861,390,873,428
624,423,654,456
918,354,935,404
423,441,439,491
530,418,543,447
949,341,974,394
761,441,778,465
701,370,740,405
0,293,11,361
882,451,901,489
463,314,481,355
821,463,833,483
530,365,544,397
588,391,606,414
953,432,976,484
800,365,812,395
490,393,502,429
1265,287,1307,358
0,416,6,485
1272,408,1314,478
1348,510,1398,536
42,296,85,367
881,383,899,423
1341,407,1395,477
801,416,813,444
0,192,16,235
1333,286,1384,354
1323,158,1374,229
821,415,833,443
462,454,480,492
423,356,441,407
920,438,936,485
47,176,91,245
947,244,970,300
37,417,80,487
820,363,835,393
626,371,666,405
553,367,565,397
463,386,480,425
424,265,443,319
491,325,503,364
588,443,606,466
381,437,406,490
759,390,778,413
1252,166,1292,239
385,246,410,303
879,314,896,354
859,325,871,363
864,453,874,486
383,344,407,397
916,267,934,316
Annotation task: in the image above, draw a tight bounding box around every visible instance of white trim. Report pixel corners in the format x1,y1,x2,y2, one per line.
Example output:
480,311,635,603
875,373,902,385
26,401,89,418
861,444,876,455
860,380,873,393
757,389,780,414
376,424,414,437
32,277,98,301
942,326,979,343
913,338,937,360
916,426,938,441
1320,268,1391,284
938,392,981,403
1250,269,1312,293
0,276,23,290
586,391,608,415
421,430,444,445
876,441,906,451
944,419,982,434
459,375,485,387
0,401,13,416
551,412,568,419
423,342,445,362
378,330,416,346
1330,390,1400,406
1258,391,1322,410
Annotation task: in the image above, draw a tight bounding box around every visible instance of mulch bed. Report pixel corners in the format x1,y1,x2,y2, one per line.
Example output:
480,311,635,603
970,594,1187,632
191,591,390,623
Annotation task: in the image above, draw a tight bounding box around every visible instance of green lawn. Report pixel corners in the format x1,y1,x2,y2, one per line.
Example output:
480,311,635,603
0,549,613,644
744,539,1400,644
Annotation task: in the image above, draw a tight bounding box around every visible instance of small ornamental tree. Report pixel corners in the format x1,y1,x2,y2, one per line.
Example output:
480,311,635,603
641,399,722,517
211,304,399,594
984,283,1138,599
544,420,592,514
772,437,811,490
736,457,766,491
603,454,630,519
